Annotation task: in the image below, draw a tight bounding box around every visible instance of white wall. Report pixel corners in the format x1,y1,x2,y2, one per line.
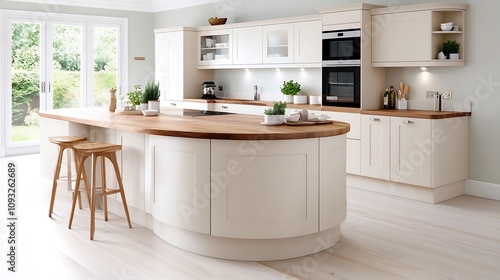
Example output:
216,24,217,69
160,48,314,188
213,68,321,101
153,0,500,191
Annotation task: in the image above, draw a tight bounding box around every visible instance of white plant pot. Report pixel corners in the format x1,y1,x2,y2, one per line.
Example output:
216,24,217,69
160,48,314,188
283,95,293,103
449,53,459,60
140,103,149,111
293,95,308,104
264,115,283,125
148,100,160,113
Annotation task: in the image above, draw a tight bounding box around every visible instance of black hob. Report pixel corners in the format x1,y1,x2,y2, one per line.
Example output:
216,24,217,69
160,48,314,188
165,109,234,117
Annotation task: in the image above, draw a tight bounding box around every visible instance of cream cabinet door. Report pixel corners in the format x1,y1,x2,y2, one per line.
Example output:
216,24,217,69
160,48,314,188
360,115,391,180
211,139,318,239
150,136,211,234
115,130,145,210
233,26,263,65
320,135,347,231
263,23,294,64
372,11,431,63
293,20,321,64
390,117,432,187
346,139,361,175
155,31,183,101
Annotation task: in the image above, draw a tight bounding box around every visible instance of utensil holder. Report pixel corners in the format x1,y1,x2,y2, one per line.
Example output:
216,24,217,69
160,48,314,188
397,100,407,110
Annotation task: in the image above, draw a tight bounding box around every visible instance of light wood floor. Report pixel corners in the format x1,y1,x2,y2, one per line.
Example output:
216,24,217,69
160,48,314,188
1,154,499,279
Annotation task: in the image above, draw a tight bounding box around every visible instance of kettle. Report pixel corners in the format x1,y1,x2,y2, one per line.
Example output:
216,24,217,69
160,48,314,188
202,81,216,99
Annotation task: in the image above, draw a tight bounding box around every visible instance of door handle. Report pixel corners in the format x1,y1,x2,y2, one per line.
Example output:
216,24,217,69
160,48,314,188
403,120,414,124
41,82,45,93
48,82,51,93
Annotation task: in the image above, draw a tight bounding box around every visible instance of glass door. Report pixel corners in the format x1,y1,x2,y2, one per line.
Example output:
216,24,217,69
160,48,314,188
9,21,43,145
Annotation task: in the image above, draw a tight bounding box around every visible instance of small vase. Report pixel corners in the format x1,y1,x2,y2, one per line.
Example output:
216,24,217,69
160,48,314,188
449,53,459,60
148,100,160,113
140,103,149,111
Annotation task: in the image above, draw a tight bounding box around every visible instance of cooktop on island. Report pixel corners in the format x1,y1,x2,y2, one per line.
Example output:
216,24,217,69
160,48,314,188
164,108,234,117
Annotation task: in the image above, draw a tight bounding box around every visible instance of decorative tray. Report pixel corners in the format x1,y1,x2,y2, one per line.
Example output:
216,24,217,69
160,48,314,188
114,109,142,115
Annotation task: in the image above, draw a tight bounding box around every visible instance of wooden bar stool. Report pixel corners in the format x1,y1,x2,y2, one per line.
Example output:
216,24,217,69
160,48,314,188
68,142,132,240
48,136,90,218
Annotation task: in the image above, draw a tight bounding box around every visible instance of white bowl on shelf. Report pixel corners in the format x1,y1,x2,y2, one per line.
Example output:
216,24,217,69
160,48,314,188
440,22,453,31
215,43,224,48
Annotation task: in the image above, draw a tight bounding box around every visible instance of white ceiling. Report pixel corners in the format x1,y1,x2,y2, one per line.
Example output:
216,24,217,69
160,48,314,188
4,0,227,12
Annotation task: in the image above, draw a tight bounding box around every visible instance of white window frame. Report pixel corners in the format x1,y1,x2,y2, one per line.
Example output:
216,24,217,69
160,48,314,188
0,10,128,156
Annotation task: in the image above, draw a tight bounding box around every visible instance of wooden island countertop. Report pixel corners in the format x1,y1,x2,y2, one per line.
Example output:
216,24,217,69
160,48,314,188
39,107,350,140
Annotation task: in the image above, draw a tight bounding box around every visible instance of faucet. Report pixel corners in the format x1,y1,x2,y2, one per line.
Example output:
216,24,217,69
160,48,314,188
254,85,258,101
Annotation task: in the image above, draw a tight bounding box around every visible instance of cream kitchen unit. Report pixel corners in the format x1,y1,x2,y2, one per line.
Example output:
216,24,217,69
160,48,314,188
371,3,467,67
197,15,322,69
155,27,211,101
40,108,350,261
355,112,469,203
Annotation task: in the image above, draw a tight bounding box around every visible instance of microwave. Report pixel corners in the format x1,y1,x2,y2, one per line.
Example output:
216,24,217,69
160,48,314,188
322,29,361,63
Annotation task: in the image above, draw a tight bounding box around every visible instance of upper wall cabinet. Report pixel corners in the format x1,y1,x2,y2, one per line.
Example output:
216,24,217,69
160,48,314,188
294,20,322,64
263,23,294,64
233,26,263,65
197,15,322,69
371,3,467,67
198,29,233,66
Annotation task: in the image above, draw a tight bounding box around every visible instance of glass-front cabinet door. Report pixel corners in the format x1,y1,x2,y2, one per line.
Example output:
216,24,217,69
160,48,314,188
198,29,232,66
263,23,293,64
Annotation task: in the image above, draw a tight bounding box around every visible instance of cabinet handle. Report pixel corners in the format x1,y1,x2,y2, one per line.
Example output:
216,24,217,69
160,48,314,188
370,117,380,121
403,120,414,124
170,102,177,106
222,105,228,109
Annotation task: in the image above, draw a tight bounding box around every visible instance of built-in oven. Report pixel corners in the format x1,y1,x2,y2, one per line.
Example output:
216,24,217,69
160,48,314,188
322,29,361,108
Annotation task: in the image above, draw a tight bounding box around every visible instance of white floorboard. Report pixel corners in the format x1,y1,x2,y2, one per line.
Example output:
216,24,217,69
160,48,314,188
0,154,499,279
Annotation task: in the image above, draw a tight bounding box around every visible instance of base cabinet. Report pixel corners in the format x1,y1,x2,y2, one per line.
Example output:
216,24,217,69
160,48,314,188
361,115,468,188
115,131,145,210
150,136,211,235
210,138,319,239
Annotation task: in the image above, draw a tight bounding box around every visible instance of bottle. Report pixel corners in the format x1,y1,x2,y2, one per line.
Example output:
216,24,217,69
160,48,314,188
383,88,389,109
389,86,396,109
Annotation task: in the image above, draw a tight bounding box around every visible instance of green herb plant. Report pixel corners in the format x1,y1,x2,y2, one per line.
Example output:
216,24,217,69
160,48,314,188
280,80,301,96
126,85,142,106
442,40,460,58
264,101,287,115
142,81,161,103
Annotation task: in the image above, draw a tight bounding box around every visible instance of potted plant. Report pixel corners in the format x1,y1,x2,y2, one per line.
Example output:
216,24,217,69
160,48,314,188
263,101,287,125
442,40,460,60
143,81,161,112
126,85,142,110
280,80,301,103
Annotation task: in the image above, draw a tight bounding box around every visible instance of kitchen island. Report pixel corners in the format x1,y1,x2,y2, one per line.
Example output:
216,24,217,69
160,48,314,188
39,107,350,261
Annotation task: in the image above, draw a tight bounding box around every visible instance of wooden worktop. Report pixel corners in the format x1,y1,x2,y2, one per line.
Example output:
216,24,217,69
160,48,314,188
361,109,471,119
39,107,350,140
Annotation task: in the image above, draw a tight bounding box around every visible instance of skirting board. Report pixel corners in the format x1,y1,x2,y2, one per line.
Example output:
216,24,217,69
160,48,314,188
465,180,500,201
346,174,464,203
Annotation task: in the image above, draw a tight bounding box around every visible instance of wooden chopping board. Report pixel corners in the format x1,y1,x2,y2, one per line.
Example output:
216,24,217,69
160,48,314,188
285,120,333,126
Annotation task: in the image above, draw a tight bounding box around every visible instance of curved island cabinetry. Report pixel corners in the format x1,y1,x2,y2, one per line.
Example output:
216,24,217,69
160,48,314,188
39,108,350,261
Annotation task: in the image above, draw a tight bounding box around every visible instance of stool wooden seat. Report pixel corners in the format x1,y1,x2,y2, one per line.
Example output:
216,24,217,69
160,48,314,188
48,136,90,218
68,142,132,240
